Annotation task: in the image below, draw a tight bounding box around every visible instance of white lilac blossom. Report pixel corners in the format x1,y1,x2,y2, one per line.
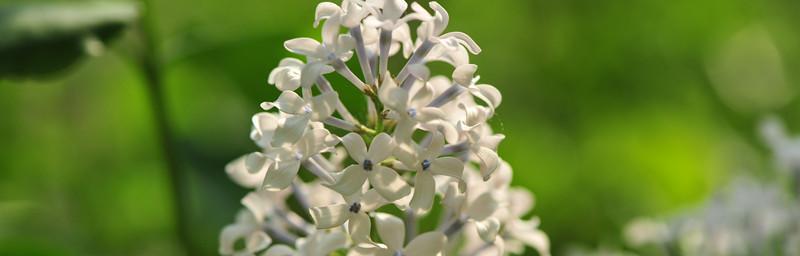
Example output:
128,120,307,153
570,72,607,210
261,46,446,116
622,178,800,256
613,118,800,256
761,116,800,196
219,1,548,255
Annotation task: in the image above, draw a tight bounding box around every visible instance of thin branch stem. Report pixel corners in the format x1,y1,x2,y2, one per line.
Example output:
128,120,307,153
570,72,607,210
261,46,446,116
137,0,193,254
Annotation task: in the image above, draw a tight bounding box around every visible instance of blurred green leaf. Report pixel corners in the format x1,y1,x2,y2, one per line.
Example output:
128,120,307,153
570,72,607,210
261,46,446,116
0,1,138,78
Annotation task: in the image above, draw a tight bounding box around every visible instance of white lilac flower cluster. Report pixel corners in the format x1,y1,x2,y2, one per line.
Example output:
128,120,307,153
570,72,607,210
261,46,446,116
617,118,800,256
219,1,549,256
623,178,800,256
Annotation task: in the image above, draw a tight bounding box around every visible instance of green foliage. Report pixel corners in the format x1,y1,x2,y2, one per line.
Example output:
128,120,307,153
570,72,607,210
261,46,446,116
0,2,138,78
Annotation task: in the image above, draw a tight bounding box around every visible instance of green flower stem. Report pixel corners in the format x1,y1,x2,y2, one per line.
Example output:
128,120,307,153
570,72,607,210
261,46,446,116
138,0,194,254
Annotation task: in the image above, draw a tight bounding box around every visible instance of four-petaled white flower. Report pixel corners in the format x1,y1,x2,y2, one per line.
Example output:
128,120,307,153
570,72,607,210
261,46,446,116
329,133,412,201
309,189,388,245
355,213,447,256
395,132,464,215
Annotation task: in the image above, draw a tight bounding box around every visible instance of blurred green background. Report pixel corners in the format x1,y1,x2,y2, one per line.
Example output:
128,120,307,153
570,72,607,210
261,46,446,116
2,0,800,255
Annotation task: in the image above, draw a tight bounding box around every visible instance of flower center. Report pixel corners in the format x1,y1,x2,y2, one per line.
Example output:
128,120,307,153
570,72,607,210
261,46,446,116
349,202,362,213
362,159,374,171
407,108,417,118
421,159,431,171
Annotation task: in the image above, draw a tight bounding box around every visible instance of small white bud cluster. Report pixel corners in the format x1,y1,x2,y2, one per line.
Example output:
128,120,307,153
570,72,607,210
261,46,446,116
220,1,549,255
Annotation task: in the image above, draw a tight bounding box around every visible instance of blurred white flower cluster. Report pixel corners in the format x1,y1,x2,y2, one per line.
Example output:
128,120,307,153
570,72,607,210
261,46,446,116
624,178,800,256
619,117,800,256
219,1,549,255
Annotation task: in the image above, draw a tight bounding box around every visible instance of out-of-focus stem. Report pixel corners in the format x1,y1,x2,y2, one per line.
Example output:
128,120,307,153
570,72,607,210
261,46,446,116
138,0,194,254
793,167,800,200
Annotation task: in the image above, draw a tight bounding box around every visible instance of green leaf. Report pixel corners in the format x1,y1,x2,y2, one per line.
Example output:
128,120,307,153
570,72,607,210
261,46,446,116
0,2,139,79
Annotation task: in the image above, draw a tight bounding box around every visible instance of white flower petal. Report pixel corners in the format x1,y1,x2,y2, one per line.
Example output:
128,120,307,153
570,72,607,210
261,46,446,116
268,58,303,91
272,115,310,147
368,166,412,201
322,14,342,46
475,146,500,181
329,165,368,196
441,32,481,54
511,224,550,256
415,107,446,123
422,132,445,160
310,204,350,229
429,2,449,35
408,63,431,81
309,229,349,255
314,2,341,28
508,188,534,218
219,224,248,255
442,182,465,211
241,191,271,222
341,133,368,163
409,81,434,108
382,0,408,20
374,213,405,251
424,120,459,144
261,90,306,114
403,231,446,256
467,192,499,221
378,80,409,111
349,212,373,245
430,157,463,179
392,122,416,146
475,217,501,242
361,189,389,212
453,64,477,86
300,61,335,88
261,160,301,191
225,155,264,189
409,173,436,215
284,38,323,57
251,112,280,148
262,244,295,256
311,91,339,121
246,231,272,253
472,84,502,109
245,152,268,174
341,2,366,28
367,133,395,162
